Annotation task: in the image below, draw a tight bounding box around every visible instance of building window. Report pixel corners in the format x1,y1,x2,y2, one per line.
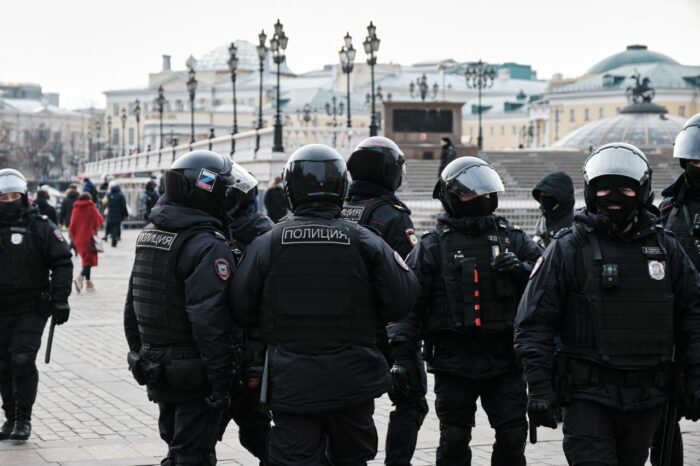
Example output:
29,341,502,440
679,106,686,117
569,109,575,122
584,109,590,121
490,126,494,136
500,126,505,136
113,103,119,116
129,128,135,145
598,108,604,118
512,126,517,135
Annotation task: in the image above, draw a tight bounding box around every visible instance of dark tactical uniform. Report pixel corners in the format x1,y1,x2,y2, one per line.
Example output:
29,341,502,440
124,197,236,466
0,206,72,437
408,212,541,466
233,202,420,466
342,179,429,465
515,208,700,466
219,208,275,462
532,171,576,248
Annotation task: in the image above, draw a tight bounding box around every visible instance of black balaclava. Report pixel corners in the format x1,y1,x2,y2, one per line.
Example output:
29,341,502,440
539,195,559,213
451,193,492,218
685,163,700,192
0,199,24,222
593,176,639,230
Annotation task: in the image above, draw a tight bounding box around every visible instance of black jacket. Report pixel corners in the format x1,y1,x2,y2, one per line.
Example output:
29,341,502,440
58,190,78,227
407,213,543,378
532,171,575,248
439,145,457,176
232,203,420,412
263,186,287,223
515,209,700,411
106,186,129,223
35,198,58,225
228,210,275,248
123,196,236,396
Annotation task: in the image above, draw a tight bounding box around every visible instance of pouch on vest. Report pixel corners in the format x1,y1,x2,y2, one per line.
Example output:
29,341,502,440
141,358,163,385
127,351,148,386
164,359,206,391
445,255,479,329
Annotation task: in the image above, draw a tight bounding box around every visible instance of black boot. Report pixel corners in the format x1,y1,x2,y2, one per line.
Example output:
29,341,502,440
10,404,31,441
0,403,14,440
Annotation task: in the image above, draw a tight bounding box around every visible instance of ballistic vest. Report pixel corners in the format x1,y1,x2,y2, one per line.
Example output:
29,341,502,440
341,196,407,237
0,214,50,293
132,224,215,347
427,217,519,335
562,223,674,369
664,203,700,270
258,217,379,347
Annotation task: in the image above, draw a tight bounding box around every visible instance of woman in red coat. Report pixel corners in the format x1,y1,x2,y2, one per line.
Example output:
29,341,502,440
69,193,104,293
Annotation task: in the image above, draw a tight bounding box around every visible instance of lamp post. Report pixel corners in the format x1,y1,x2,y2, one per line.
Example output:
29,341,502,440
255,29,268,153
363,21,380,136
134,99,141,153
325,95,344,148
95,119,102,160
270,19,288,152
87,129,93,162
228,42,239,155
186,64,198,147
107,116,112,158
154,85,166,149
296,103,315,127
464,59,496,150
409,73,438,101
120,107,127,156
338,32,355,128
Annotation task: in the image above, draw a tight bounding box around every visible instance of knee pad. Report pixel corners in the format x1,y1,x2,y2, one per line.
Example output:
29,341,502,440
0,361,10,383
494,418,527,457
440,424,471,457
10,353,36,377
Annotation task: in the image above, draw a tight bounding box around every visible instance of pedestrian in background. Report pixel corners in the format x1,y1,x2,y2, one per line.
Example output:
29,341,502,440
58,184,79,228
105,181,129,247
34,188,57,224
263,176,288,223
69,193,103,293
438,136,457,176
82,177,98,201
139,180,159,222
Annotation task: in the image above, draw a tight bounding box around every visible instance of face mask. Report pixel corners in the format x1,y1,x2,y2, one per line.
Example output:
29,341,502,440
686,164,700,191
596,189,637,229
539,196,559,213
0,199,24,220
451,194,492,218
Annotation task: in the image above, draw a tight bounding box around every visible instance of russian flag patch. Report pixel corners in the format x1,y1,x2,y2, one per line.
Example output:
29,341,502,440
196,168,217,192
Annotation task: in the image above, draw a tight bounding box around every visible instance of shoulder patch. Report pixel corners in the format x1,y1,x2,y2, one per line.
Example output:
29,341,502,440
340,205,364,223
394,250,410,271
136,229,178,251
196,168,217,192
214,258,231,281
53,229,65,242
281,224,350,246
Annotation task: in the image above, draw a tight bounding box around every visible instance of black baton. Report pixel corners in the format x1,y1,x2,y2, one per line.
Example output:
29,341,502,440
44,316,56,364
529,419,538,444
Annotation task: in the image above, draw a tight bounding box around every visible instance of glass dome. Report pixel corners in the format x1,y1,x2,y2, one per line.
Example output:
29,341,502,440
196,40,260,72
586,45,679,76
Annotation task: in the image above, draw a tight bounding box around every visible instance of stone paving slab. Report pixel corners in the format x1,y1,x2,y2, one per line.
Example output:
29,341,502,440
0,229,697,465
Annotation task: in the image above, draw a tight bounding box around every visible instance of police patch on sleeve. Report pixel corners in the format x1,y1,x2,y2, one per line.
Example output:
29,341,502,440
11,233,23,245
405,228,418,247
529,256,544,280
53,229,65,242
340,206,364,223
137,229,178,251
648,260,665,280
214,258,231,281
196,168,217,192
394,250,410,271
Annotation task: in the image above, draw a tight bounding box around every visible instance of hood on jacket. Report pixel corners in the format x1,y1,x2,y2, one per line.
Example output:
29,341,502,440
532,171,575,209
229,211,274,245
149,194,223,231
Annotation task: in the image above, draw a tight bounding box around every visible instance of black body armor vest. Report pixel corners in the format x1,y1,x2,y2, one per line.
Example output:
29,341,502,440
258,217,379,347
562,223,674,370
341,196,395,234
0,216,50,295
427,219,519,335
665,204,700,270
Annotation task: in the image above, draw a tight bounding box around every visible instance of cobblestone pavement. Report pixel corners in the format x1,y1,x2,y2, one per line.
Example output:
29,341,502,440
1,229,699,465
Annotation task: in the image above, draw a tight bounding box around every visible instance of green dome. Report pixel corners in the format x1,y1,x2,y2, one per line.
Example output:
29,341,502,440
586,45,679,75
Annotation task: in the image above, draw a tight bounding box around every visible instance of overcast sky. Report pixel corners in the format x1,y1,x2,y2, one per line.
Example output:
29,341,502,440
1,0,697,109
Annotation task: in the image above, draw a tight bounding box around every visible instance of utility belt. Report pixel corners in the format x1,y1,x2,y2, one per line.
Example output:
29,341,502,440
0,288,50,310
424,332,514,360
554,352,671,404
127,344,205,392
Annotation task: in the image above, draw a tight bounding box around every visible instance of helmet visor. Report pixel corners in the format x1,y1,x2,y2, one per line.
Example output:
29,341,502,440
446,164,505,198
230,162,258,194
584,147,650,185
288,159,347,200
0,172,27,195
674,125,700,161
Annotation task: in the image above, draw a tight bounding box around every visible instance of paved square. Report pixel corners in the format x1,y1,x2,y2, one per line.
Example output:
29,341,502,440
2,229,698,465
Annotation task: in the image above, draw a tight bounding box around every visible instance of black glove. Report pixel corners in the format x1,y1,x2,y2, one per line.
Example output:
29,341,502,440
527,381,558,429
491,251,521,273
205,392,231,412
390,364,412,397
51,302,70,325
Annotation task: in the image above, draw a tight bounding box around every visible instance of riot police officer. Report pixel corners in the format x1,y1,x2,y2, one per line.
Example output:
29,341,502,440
407,157,542,465
531,171,575,248
232,144,420,465
124,151,238,466
219,162,272,463
341,136,428,466
0,168,72,441
515,142,700,466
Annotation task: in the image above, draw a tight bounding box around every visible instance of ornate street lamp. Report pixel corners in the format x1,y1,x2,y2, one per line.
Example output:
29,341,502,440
325,95,345,148
464,59,496,150
134,99,141,152
296,103,316,127
338,32,356,128
409,74,438,101
208,128,215,150
107,116,112,158
270,19,288,153
120,107,127,156
154,86,166,149
255,29,268,153
363,21,380,136
186,63,198,147
228,42,239,155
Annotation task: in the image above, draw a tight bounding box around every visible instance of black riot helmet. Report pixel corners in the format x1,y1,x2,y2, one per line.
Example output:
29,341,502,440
162,150,235,220
347,136,405,191
582,142,652,211
673,113,700,168
433,156,504,216
225,162,260,218
0,168,29,205
283,144,348,212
